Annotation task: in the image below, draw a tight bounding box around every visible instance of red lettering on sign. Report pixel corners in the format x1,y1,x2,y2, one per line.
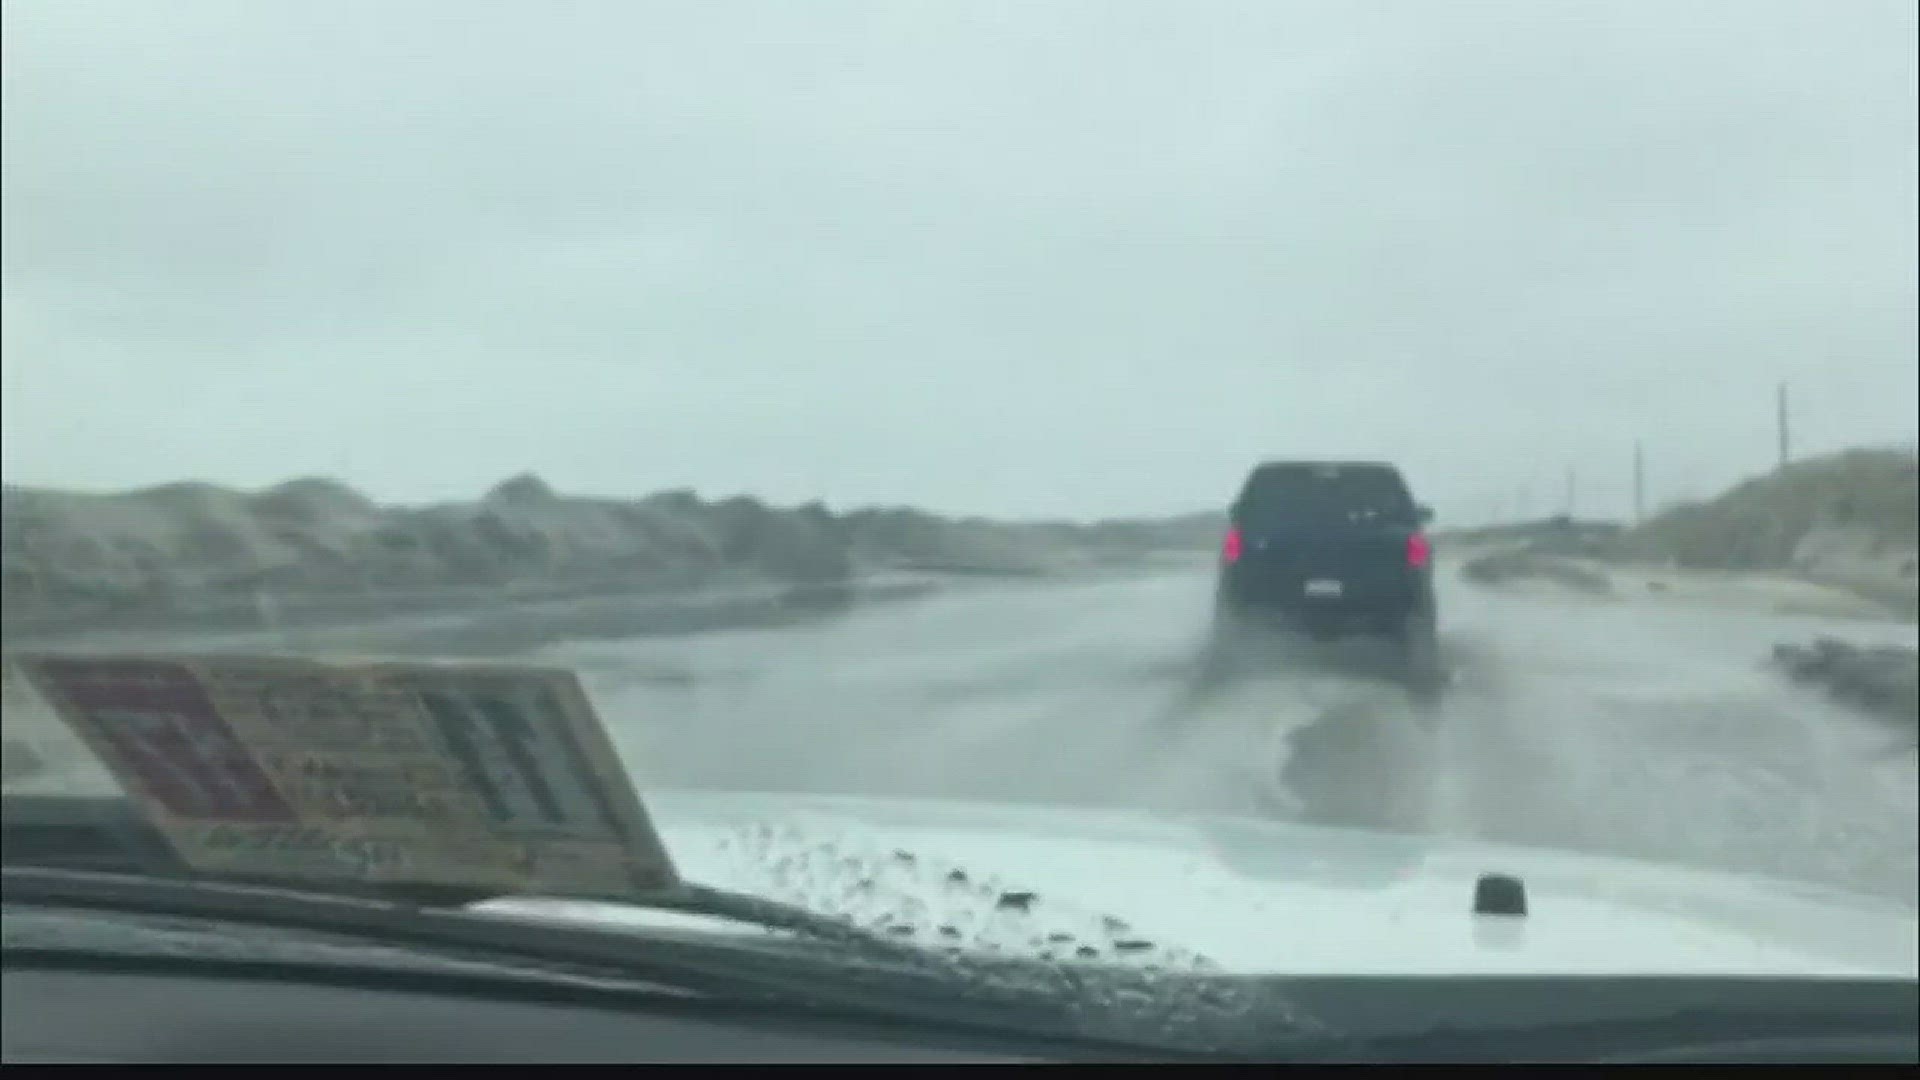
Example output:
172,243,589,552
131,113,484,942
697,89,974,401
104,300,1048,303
35,659,294,822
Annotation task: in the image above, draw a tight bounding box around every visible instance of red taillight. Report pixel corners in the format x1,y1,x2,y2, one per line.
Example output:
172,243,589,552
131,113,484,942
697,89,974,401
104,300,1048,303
1406,531,1432,568
1223,526,1243,564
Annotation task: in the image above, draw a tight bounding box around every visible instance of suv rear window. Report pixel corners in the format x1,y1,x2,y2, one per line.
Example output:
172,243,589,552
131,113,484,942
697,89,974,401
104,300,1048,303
1235,464,1415,527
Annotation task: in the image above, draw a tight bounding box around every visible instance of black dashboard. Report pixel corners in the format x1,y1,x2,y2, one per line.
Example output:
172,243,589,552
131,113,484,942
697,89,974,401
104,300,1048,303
7,956,1917,1064
2,963,1048,1064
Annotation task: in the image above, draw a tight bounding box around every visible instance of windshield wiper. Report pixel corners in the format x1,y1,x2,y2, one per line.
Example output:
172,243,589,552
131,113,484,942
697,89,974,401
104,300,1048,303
2,795,1293,1055
0,794,927,959
1,865,1255,1061
1,864,945,975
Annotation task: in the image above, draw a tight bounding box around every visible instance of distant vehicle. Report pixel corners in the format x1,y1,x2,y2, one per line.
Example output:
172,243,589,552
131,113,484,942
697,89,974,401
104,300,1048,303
1209,461,1438,686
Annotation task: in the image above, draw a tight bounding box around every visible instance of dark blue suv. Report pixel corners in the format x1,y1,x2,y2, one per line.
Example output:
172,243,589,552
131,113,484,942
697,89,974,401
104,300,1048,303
1210,461,1438,685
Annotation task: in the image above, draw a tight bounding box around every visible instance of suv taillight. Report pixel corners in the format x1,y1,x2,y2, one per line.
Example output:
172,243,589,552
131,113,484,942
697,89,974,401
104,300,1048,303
1407,531,1432,568
1223,526,1244,564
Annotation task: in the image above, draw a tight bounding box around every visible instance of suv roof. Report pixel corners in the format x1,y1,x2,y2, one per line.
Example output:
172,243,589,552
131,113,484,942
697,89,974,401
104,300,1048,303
1247,459,1404,474
1233,460,1417,524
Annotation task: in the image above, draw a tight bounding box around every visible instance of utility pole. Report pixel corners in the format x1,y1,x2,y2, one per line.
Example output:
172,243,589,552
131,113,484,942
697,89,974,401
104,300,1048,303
1564,466,1577,520
1777,381,1791,470
1633,440,1646,525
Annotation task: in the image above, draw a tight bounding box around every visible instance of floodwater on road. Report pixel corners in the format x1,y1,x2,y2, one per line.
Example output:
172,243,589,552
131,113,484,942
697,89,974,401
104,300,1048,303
4,563,1913,906
545,567,1918,905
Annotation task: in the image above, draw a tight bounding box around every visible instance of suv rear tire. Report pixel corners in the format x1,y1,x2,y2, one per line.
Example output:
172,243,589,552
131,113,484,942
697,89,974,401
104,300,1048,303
1395,611,1442,690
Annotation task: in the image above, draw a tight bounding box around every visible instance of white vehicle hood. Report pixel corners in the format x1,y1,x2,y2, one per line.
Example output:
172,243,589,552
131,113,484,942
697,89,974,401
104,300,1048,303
476,789,1919,980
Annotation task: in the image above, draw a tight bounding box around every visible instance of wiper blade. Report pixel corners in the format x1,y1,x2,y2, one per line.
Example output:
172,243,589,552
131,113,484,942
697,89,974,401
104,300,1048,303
485,881,959,966
2,797,1292,1055
2,865,1247,1061
0,794,922,962
1,865,937,973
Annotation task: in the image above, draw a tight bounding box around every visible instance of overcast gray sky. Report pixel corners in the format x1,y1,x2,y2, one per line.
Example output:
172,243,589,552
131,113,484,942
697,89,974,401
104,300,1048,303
3,0,1915,521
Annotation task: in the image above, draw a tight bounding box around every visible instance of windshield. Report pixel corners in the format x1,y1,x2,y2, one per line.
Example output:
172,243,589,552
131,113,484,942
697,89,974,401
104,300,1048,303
3,0,1917,1051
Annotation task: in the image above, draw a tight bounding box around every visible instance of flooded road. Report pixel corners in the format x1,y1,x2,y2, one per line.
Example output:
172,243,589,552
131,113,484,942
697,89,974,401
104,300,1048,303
6,564,1914,905
546,566,1918,905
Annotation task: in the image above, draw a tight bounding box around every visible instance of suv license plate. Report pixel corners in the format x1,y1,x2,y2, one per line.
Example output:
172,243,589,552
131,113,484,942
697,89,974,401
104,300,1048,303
1304,579,1344,598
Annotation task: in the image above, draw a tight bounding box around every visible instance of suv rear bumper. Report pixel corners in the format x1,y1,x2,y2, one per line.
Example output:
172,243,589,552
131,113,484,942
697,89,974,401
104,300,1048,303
1217,574,1432,636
